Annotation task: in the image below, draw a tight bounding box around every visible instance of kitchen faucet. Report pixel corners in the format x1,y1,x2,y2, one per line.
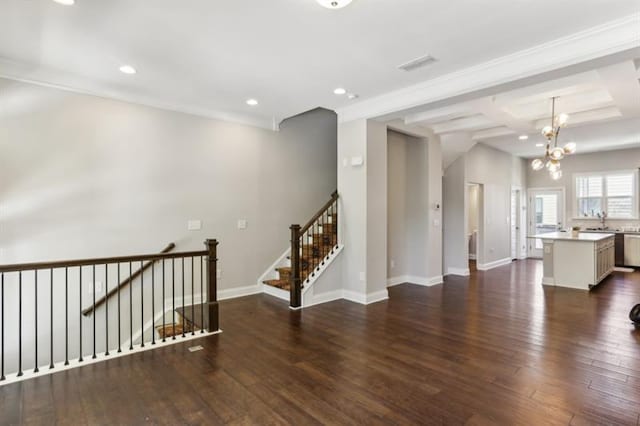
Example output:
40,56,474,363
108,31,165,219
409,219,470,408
597,211,607,230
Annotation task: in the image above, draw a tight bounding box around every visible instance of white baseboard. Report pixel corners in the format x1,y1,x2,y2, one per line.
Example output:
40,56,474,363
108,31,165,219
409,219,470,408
477,257,512,271
1,330,221,387
387,276,407,287
302,289,344,308
446,267,470,276
262,284,289,301
541,277,555,286
218,284,262,301
343,289,389,305
387,275,443,287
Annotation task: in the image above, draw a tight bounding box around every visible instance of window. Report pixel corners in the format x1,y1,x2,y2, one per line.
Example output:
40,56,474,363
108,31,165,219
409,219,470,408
536,194,559,226
575,170,639,219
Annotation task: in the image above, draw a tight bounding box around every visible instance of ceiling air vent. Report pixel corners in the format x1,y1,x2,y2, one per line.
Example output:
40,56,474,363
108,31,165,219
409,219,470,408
398,54,437,72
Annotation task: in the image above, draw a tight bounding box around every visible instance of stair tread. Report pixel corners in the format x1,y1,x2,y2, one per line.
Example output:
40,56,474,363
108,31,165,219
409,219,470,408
156,323,196,339
263,279,291,290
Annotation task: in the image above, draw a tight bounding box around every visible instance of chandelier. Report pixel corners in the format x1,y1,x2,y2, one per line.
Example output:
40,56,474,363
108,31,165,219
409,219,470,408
530,97,576,180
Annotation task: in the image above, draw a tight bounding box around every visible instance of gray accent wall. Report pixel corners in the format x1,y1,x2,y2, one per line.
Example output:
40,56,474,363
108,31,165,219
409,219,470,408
0,78,337,373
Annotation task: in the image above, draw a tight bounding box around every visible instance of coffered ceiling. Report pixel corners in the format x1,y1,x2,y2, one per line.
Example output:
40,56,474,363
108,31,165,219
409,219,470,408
402,60,640,158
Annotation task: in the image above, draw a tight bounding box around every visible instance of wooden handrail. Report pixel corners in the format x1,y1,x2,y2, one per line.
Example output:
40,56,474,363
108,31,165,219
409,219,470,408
300,190,338,235
290,191,339,308
81,243,177,316
0,243,210,273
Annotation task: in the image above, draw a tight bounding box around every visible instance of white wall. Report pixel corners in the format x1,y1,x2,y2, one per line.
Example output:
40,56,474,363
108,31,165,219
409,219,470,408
0,78,337,373
468,184,479,234
526,147,640,228
443,142,527,273
387,131,430,281
443,155,468,274
387,131,409,277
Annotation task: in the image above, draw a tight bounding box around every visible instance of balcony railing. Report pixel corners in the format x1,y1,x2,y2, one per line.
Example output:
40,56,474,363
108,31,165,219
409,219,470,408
0,239,219,382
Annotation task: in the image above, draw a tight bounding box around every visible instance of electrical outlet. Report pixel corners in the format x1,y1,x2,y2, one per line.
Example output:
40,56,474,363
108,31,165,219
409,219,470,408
237,219,247,230
390,260,395,269
359,272,365,281
217,269,222,279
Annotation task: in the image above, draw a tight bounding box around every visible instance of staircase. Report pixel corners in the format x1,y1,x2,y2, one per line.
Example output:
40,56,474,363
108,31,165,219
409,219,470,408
156,306,200,339
263,219,338,291
261,191,339,308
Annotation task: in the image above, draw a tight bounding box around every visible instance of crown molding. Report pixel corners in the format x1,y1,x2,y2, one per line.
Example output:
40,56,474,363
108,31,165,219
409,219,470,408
0,57,277,131
336,13,640,123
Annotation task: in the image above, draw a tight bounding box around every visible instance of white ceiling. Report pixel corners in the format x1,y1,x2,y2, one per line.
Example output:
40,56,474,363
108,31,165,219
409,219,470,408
0,0,639,128
401,60,640,160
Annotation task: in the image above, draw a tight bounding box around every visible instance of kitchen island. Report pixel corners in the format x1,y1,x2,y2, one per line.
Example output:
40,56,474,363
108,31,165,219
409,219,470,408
530,232,615,290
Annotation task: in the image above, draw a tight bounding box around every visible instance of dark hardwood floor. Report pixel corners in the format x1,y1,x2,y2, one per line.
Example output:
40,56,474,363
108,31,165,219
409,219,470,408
1,260,639,425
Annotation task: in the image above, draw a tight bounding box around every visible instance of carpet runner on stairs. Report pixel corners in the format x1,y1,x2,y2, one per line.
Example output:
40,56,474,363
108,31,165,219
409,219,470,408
263,214,338,292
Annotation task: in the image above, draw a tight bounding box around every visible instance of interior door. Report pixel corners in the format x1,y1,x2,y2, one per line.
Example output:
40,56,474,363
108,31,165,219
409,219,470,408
511,190,520,259
528,189,564,258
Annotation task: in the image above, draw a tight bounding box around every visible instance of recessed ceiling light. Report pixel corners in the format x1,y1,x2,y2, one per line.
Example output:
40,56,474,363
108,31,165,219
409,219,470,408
519,135,529,141
334,88,347,95
53,0,75,5
119,65,136,75
536,143,544,147
316,0,353,9
246,99,259,106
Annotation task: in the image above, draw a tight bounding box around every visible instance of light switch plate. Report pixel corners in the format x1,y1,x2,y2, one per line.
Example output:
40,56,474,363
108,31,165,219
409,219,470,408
359,272,365,281
351,156,364,167
188,220,202,231
237,219,247,229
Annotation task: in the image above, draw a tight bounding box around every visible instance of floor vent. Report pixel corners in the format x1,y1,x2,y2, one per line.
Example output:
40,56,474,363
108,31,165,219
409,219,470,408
188,345,204,353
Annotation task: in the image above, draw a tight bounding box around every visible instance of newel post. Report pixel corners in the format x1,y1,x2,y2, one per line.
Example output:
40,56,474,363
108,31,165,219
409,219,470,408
289,225,302,309
205,239,219,332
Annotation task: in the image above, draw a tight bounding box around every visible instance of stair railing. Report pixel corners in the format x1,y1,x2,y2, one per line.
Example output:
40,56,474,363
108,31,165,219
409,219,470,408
82,242,176,316
0,239,219,382
289,191,339,309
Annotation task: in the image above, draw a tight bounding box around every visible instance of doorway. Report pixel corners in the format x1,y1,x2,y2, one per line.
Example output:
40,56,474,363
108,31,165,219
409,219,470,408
528,188,565,258
511,188,521,260
467,183,481,271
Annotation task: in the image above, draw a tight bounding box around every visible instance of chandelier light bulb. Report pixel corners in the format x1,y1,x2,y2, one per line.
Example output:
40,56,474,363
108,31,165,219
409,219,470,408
550,169,563,181
547,161,560,172
556,113,569,127
563,142,576,154
531,159,544,171
549,147,565,161
541,125,554,138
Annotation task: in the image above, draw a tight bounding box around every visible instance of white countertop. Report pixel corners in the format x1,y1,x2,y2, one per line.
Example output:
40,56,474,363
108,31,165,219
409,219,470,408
529,231,614,242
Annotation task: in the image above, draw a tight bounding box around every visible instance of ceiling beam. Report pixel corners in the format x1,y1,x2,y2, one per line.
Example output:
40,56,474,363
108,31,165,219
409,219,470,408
430,114,494,134
597,61,640,117
404,104,471,125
